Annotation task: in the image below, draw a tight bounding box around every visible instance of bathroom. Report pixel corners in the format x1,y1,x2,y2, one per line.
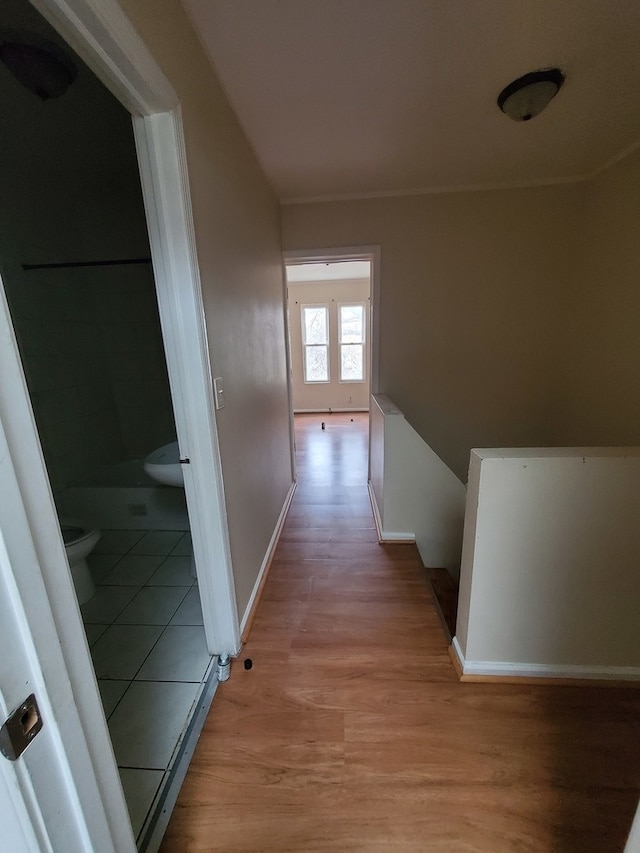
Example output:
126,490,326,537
0,0,212,844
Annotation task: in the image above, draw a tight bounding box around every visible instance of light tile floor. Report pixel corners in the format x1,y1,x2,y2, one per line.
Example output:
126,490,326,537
81,529,211,844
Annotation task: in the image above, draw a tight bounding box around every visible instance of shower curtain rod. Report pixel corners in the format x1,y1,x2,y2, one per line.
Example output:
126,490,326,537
22,257,152,271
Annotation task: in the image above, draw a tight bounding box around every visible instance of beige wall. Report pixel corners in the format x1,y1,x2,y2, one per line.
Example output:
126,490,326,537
288,278,370,411
118,0,293,618
555,148,640,446
457,448,640,676
282,186,585,481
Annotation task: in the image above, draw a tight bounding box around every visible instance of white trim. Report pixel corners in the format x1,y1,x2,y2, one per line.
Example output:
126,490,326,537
30,0,177,114
367,482,416,544
368,481,383,542
300,302,330,384
280,266,297,484
279,174,587,206
133,110,240,656
284,245,380,395
451,636,466,672
337,300,366,383
279,132,640,207
451,638,640,682
379,532,416,543
240,482,297,635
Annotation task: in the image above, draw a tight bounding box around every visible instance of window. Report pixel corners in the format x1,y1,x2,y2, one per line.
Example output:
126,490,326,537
302,304,329,382
339,304,365,382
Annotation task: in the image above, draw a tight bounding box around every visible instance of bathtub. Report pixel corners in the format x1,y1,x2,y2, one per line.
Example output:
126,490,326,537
57,457,189,531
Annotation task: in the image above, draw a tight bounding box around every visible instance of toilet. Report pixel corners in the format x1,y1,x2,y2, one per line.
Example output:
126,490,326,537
60,519,100,605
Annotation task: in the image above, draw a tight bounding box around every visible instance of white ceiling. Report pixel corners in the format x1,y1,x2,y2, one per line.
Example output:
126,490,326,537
286,261,371,283
181,0,640,203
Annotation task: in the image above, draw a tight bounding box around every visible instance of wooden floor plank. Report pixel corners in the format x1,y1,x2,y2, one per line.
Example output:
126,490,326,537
160,413,640,852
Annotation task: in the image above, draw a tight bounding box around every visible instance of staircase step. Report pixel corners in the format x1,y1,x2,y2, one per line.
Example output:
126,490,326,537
426,566,458,642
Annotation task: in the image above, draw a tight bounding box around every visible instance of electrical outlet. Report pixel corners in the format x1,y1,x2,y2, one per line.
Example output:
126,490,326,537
214,377,225,410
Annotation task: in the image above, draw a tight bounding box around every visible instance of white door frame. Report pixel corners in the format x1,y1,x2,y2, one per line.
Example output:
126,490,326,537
132,110,239,658
283,246,380,396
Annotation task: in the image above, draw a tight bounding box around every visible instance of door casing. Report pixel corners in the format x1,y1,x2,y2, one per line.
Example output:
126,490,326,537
283,245,381,479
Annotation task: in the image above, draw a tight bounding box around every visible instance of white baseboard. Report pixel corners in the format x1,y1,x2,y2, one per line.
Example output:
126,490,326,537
368,481,383,541
240,480,296,636
380,531,416,542
367,481,416,544
451,637,640,682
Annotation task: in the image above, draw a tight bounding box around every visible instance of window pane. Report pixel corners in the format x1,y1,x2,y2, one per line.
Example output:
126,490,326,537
341,344,363,381
305,345,328,381
340,305,363,343
303,306,328,345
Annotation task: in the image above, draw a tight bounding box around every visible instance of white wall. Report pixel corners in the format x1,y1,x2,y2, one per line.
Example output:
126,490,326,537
455,448,640,679
118,0,294,619
370,394,466,575
288,277,370,411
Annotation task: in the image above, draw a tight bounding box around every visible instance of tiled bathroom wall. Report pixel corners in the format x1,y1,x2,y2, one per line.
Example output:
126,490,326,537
3,262,175,494
0,22,175,495
4,263,125,491
92,265,175,459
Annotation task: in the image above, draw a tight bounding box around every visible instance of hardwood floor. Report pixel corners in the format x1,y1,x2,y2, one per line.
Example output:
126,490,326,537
160,413,640,852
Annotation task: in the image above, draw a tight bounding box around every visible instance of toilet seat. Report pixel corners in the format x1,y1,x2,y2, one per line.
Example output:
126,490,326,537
60,519,97,547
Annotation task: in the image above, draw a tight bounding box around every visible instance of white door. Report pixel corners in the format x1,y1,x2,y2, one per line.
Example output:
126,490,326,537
0,283,135,850
0,419,120,851
0,480,78,851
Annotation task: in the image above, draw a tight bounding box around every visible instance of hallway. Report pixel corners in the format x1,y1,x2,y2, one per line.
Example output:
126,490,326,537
160,413,640,852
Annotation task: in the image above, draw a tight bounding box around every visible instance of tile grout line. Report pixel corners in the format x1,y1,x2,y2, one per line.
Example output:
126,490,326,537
83,528,211,837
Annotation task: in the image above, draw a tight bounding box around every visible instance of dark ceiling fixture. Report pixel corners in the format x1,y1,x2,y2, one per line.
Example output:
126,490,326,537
0,33,77,100
497,68,565,122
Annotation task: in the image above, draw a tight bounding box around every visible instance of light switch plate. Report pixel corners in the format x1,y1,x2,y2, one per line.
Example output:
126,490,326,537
213,377,225,410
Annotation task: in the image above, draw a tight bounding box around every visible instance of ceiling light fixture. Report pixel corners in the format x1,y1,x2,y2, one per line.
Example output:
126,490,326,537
497,68,564,122
0,33,77,100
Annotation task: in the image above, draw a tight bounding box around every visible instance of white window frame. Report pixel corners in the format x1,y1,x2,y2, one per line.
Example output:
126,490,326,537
338,301,366,383
301,303,330,384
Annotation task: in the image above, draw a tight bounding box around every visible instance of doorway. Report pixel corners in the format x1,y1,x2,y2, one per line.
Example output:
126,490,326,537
0,0,239,848
0,0,211,841
284,247,380,477
286,260,372,414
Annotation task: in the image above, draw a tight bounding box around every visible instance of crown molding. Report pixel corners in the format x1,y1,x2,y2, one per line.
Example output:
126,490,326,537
279,136,640,206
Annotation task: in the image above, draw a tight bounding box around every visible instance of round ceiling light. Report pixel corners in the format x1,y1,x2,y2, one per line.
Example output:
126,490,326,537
497,68,565,122
0,34,77,100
